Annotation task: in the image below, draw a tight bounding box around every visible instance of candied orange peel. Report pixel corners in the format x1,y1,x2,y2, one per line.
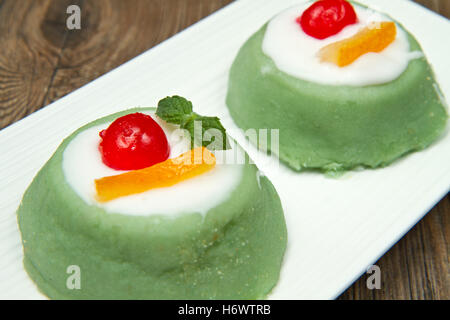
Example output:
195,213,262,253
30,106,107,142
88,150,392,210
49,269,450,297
318,21,397,67
95,147,216,202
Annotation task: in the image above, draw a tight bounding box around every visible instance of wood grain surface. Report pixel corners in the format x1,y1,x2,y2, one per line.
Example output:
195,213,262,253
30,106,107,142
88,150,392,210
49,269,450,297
0,0,448,299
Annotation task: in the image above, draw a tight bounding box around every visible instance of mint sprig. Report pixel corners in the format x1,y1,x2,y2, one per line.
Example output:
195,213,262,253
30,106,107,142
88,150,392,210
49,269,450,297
156,95,193,123
156,96,230,150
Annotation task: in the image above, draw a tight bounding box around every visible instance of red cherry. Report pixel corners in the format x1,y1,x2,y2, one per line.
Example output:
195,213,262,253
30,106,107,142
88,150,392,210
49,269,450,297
297,0,357,39
98,113,170,170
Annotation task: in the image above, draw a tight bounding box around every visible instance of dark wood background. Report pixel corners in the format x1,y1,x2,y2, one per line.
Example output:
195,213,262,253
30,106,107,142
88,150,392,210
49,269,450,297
0,0,448,299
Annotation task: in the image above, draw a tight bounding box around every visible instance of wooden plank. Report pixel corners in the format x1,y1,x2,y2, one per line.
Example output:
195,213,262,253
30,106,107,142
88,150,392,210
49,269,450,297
414,0,450,18
0,0,233,129
0,0,59,129
43,0,235,113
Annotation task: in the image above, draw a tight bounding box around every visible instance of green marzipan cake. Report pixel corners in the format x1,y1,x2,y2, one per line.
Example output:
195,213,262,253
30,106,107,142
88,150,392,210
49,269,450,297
226,20,448,173
17,108,287,299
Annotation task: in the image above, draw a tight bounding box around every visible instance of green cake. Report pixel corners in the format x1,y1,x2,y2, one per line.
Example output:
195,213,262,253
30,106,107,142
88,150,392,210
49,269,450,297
226,1,448,173
17,101,287,299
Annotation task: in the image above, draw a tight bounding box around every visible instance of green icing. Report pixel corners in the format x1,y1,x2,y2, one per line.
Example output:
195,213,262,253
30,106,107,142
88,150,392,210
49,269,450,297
226,20,448,173
17,108,287,299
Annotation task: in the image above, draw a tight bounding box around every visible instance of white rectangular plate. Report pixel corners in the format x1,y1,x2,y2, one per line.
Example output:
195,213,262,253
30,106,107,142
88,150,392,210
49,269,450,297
0,0,449,299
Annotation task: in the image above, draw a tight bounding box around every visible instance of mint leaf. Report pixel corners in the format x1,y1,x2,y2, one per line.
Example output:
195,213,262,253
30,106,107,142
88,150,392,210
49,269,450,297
195,115,230,150
156,96,193,124
182,115,229,150
156,96,230,150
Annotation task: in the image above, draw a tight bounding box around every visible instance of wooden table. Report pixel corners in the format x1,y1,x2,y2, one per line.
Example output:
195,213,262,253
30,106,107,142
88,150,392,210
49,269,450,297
0,0,448,299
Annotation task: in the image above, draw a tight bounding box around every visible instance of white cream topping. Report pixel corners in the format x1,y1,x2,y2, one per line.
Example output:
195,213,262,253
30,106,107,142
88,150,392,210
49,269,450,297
62,113,243,217
262,2,423,86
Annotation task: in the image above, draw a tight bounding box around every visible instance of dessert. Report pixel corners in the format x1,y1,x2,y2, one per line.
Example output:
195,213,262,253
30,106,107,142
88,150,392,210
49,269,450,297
226,0,448,173
17,96,287,299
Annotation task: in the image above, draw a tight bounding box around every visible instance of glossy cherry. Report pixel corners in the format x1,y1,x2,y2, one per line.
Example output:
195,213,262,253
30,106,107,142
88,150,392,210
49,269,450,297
99,113,170,170
297,0,358,39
